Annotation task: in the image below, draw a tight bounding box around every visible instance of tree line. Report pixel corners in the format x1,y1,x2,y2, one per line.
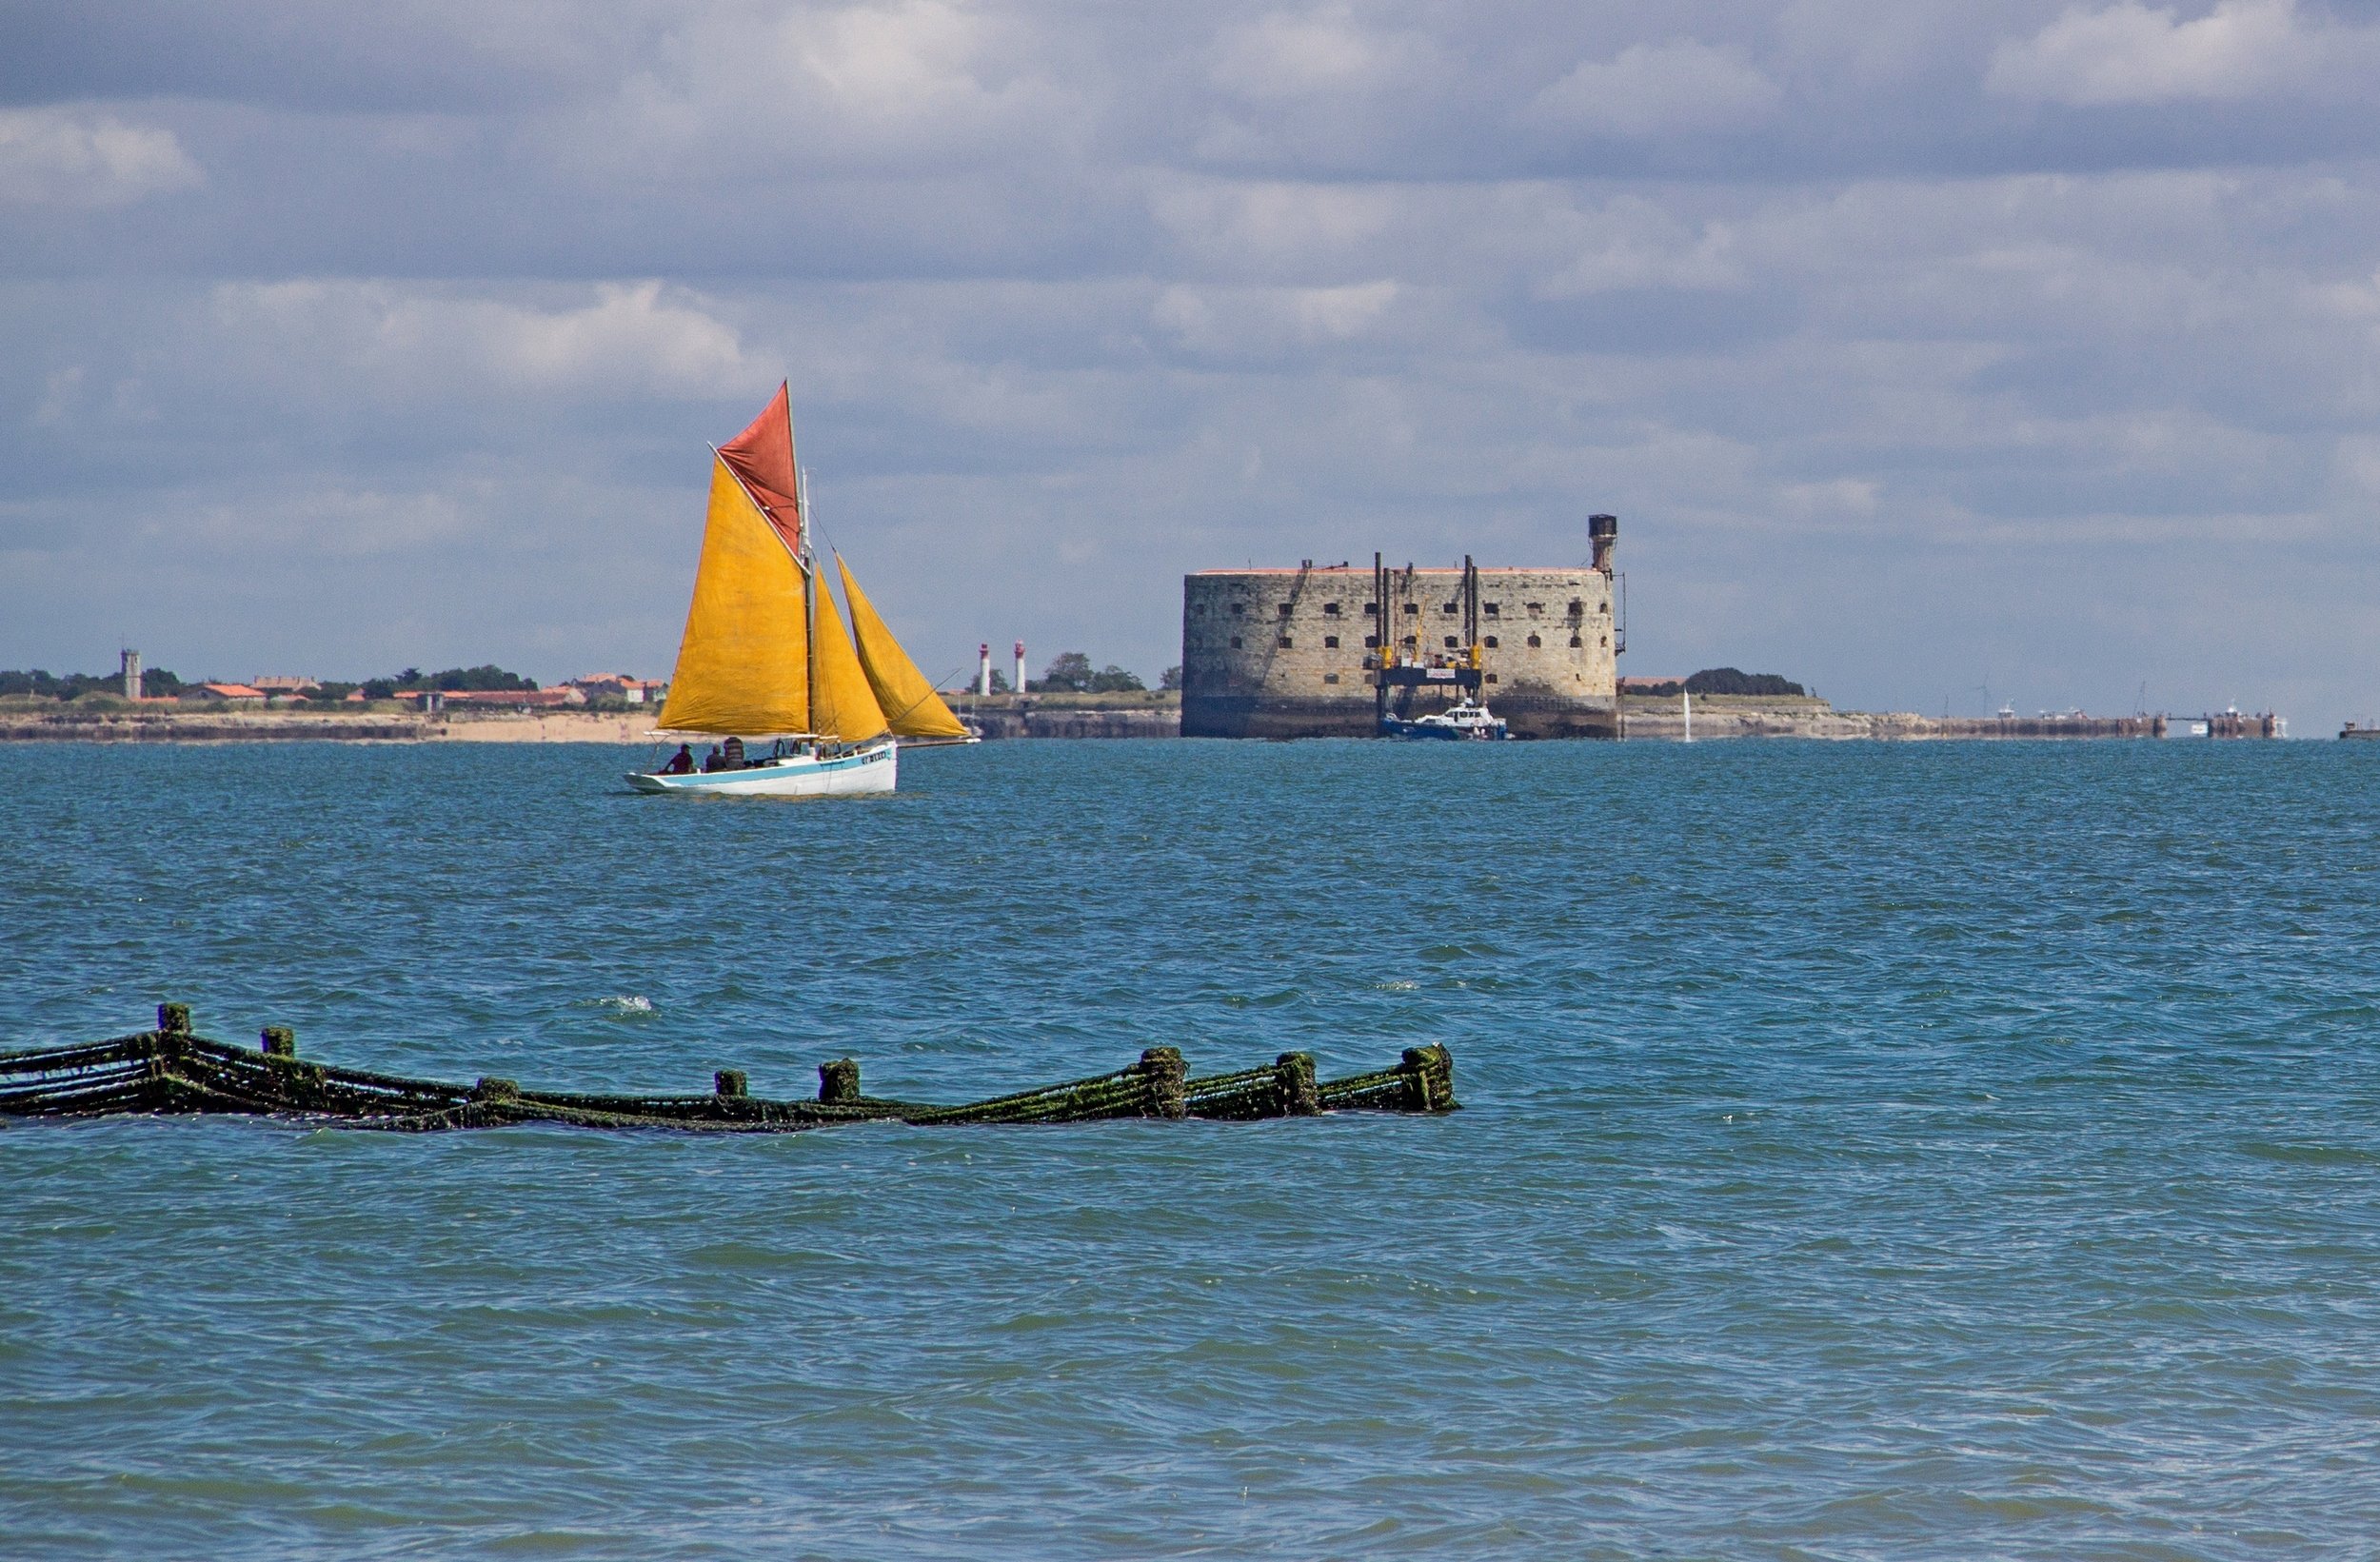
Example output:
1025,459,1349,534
1016,653,1181,694
1633,667,1808,698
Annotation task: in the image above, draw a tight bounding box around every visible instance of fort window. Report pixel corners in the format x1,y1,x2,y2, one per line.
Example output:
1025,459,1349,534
1402,603,1418,616
1278,636,1293,648
1441,602,1458,616
1568,600,1583,618
1483,603,1499,616
1323,635,1339,648
1230,603,1244,616
1443,635,1458,648
1278,603,1292,619
1526,633,1542,648
1323,673,1339,685
1323,602,1341,616
1363,603,1378,616
1483,636,1498,649
1600,635,1609,647
1485,673,1498,683
1401,634,1418,647
1569,634,1583,647
1527,603,1543,616
1363,634,1378,648
1230,636,1242,648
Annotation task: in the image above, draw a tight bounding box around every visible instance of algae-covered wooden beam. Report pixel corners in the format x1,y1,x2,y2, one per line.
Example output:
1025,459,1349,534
0,1005,1458,1132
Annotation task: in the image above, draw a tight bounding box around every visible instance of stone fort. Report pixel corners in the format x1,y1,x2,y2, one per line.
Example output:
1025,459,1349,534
1180,518,1621,740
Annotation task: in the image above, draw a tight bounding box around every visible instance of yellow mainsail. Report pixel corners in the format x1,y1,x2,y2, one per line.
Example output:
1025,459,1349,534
837,555,971,741
810,579,889,743
655,460,810,735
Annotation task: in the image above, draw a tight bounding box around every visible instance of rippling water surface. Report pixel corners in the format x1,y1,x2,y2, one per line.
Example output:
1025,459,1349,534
5,739,2379,1558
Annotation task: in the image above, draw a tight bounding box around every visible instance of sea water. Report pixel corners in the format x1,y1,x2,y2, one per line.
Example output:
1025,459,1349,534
3,739,2377,1559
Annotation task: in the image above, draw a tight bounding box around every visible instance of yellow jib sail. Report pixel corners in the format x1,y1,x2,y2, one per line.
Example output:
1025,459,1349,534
656,460,811,735
837,555,970,741
810,580,889,743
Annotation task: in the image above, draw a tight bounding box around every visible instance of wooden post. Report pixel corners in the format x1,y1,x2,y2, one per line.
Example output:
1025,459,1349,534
1400,1045,1454,1112
261,1027,295,1058
1276,1051,1319,1116
818,1058,861,1104
714,1069,747,1098
268,1051,327,1108
1140,1046,1187,1118
472,1077,519,1102
157,1002,190,1036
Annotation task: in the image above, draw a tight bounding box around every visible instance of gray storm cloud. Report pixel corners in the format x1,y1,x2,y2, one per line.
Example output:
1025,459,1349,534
3,0,2377,725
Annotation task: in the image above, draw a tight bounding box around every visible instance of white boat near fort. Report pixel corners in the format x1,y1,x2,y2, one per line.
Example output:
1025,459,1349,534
627,386,973,799
1379,696,1509,741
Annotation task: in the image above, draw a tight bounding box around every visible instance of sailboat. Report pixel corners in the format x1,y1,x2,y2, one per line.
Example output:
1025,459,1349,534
627,386,976,797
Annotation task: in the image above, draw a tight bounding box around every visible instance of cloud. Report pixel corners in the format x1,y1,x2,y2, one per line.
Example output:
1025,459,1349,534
1528,196,1744,296
1152,279,1399,357
208,280,751,398
575,0,1079,178
1211,7,1420,101
0,108,202,207
1530,39,1781,136
1985,0,2317,105
1149,177,1399,279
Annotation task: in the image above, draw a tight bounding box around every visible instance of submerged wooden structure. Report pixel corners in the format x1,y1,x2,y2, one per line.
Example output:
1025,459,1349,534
0,1005,1457,1133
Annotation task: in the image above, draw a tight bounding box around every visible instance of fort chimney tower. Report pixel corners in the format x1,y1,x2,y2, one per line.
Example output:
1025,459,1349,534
1589,514,1618,575
120,648,141,702
977,642,991,698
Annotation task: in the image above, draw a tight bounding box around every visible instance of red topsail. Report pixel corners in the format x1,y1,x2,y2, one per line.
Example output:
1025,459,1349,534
718,383,801,554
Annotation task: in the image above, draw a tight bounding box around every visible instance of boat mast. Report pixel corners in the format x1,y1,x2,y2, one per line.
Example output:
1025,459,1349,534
798,461,817,735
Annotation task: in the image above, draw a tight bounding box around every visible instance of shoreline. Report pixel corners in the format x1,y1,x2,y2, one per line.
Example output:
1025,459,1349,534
0,708,660,744
0,693,2198,744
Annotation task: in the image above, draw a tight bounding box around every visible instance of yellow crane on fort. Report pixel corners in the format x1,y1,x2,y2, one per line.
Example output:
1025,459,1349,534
1374,554,1507,740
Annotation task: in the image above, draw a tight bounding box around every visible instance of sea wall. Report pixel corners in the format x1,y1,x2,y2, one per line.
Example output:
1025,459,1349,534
1617,698,2167,741
0,708,432,742
953,694,1180,740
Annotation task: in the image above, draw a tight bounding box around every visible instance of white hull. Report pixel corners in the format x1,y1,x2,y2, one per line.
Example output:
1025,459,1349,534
627,740,897,797
1379,697,1509,741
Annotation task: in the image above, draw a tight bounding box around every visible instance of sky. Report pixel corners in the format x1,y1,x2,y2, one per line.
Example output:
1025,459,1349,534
4,0,2377,725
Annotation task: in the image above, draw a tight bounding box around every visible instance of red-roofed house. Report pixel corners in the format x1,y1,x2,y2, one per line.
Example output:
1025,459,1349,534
563,674,656,704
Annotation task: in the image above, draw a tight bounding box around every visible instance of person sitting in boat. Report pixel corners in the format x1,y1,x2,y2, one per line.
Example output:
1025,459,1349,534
661,743,695,775
722,736,746,769
701,744,724,772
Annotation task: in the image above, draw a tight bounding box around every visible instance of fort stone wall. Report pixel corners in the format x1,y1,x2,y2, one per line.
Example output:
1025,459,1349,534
1180,564,1618,739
